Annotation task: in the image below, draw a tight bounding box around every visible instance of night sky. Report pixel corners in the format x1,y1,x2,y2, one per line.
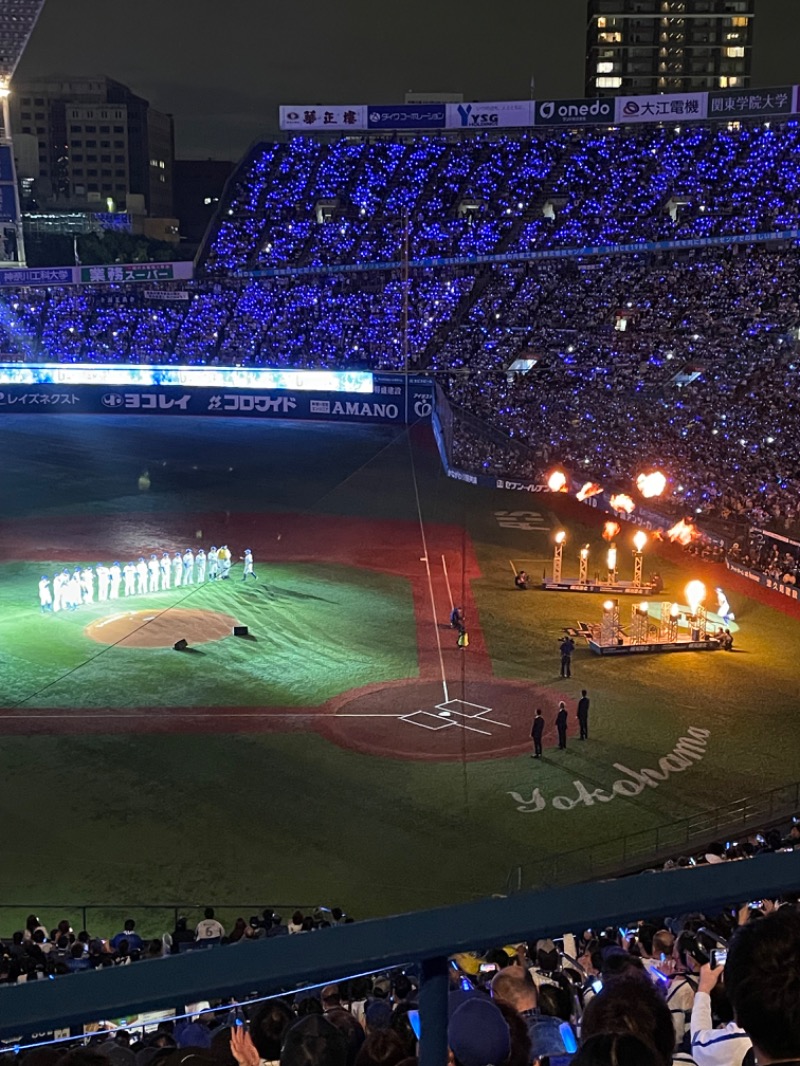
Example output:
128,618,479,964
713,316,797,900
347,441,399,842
14,0,800,161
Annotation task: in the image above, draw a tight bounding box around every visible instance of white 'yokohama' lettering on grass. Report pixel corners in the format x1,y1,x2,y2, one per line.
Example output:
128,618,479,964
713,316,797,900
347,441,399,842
509,727,711,813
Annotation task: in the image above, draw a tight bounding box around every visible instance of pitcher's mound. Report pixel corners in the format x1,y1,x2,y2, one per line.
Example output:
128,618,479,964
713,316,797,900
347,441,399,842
86,608,240,648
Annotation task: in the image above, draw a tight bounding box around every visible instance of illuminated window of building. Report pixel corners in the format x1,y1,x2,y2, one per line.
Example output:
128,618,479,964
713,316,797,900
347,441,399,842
725,46,745,57
596,76,623,88
597,61,616,73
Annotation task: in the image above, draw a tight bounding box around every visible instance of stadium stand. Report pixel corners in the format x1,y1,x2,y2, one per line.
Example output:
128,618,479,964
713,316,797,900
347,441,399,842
1,124,800,570
4,119,800,1063
4,852,800,1066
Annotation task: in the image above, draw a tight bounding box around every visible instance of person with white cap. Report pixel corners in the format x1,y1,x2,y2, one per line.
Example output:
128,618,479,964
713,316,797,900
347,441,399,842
241,549,256,581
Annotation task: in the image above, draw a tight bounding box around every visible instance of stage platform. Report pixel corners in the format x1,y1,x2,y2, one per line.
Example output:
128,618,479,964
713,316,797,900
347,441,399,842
586,636,721,656
542,579,660,595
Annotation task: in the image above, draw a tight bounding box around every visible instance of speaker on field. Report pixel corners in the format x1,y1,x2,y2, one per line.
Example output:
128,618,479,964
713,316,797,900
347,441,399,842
174,638,189,651
233,625,249,637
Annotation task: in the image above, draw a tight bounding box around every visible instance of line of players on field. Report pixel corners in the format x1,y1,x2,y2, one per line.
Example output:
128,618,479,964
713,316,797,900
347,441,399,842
38,546,256,612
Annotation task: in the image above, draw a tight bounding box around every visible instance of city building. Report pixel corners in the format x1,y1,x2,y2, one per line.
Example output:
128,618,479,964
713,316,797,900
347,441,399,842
586,0,755,97
173,158,235,248
9,75,175,219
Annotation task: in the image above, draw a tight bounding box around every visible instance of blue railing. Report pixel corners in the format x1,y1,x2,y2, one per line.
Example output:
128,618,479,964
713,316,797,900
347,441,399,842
2,851,800,1066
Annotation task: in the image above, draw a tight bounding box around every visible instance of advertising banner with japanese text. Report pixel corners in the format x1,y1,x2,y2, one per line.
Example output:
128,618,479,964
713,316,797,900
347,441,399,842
615,92,708,124
279,105,367,131
708,86,794,119
0,262,194,287
367,103,446,129
0,266,74,287
78,261,194,285
0,382,430,424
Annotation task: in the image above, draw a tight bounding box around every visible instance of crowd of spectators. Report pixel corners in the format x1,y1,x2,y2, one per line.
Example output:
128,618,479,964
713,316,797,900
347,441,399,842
200,124,800,275
1,125,800,556
4,817,800,993
7,894,800,1066
0,908,350,985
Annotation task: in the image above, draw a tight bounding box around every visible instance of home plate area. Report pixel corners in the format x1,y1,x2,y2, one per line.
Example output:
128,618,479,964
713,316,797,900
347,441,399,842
403,699,510,737
321,679,562,762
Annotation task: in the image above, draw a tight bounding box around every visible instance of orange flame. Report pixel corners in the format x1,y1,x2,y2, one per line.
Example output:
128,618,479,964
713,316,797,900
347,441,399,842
547,469,568,492
637,471,668,499
602,521,620,542
667,518,697,546
576,481,603,502
610,493,635,514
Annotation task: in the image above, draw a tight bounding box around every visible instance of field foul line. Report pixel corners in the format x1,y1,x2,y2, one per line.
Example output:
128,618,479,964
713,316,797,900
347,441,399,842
0,711,435,721
441,554,455,613
409,443,449,704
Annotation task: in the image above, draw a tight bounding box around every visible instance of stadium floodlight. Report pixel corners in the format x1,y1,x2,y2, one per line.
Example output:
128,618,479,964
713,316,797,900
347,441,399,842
0,1,48,83
0,0,47,266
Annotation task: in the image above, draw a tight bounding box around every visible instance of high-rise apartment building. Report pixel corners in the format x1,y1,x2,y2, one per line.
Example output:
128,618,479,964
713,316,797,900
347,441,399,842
586,0,755,97
10,75,174,217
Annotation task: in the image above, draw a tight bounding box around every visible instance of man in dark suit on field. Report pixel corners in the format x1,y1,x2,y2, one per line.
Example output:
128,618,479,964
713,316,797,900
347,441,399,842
577,690,590,740
531,709,545,759
559,636,575,678
556,702,568,750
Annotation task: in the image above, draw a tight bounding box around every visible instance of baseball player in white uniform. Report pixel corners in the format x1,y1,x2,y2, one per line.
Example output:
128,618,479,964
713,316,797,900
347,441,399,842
52,570,66,612
81,566,95,604
160,552,171,591
123,562,137,597
39,576,53,612
96,564,110,602
148,555,160,593
182,549,194,585
241,549,256,580
109,562,122,600
207,547,219,581
136,558,148,596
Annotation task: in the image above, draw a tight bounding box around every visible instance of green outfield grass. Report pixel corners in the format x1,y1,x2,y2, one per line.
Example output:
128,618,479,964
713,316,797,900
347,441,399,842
0,562,418,708
0,415,798,925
